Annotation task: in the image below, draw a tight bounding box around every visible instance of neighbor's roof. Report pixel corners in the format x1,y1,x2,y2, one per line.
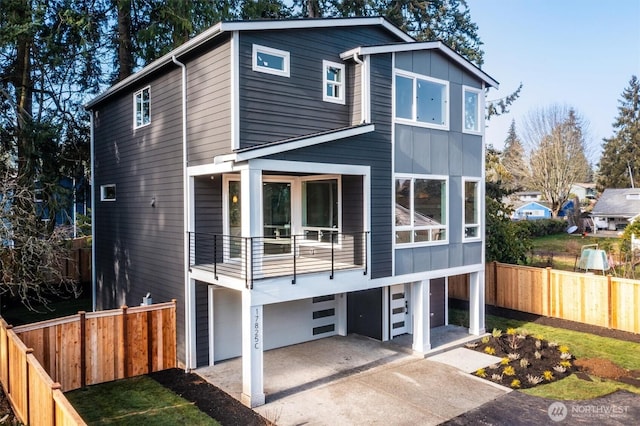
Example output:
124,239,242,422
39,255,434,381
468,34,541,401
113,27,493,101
85,17,412,109
341,41,499,88
591,188,640,217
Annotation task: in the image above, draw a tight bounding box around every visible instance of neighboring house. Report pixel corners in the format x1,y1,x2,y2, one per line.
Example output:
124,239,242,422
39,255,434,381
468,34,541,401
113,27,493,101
513,191,542,202
570,183,596,201
86,18,498,407
511,201,552,220
591,188,640,231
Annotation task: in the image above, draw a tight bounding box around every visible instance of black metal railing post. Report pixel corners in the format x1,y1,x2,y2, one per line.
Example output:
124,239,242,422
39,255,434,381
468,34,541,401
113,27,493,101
330,232,335,279
292,235,297,284
364,231,368,276
249,237,254,290
188,232,192,271
213,234,218,280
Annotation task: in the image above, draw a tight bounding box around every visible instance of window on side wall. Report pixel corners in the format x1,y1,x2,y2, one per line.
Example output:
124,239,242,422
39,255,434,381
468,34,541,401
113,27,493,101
394,71,449,130
100,184,116,201
322,60,345,104
253,44,290,77
134,86,150,128
463,86,483,134
464,179,480,240
395,176,447,245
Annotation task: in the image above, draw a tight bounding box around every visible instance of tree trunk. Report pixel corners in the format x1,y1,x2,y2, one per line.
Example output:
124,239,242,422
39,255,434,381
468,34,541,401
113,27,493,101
117,0,134,82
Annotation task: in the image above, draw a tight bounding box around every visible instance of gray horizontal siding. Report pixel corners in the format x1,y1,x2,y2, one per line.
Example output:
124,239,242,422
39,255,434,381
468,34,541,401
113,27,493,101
93,67,186,364
238,27,401,148
265,54,394,279
187,37,233,166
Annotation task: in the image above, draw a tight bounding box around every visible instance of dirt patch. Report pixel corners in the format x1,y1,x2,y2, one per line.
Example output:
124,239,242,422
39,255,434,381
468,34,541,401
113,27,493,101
575,358,628,379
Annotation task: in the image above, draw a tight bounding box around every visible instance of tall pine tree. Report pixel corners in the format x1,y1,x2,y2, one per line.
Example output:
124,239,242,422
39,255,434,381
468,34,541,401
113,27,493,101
597,75,640,190
501,119,528,192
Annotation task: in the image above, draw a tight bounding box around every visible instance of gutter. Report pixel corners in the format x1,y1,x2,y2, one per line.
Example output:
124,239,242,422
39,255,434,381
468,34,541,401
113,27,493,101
172,55,193,371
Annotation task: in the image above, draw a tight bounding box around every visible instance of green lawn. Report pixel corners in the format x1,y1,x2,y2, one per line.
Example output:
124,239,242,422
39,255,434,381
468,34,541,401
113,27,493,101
450,308,640,400
66,376,219,425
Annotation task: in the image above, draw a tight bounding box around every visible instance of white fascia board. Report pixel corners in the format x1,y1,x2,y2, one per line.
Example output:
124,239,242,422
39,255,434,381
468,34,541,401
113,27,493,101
215,124,375,164
341,42,499,89
188,161,235,177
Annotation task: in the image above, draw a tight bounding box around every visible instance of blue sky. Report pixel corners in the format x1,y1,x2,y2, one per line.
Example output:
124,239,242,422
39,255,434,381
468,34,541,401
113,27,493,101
466,0,640,163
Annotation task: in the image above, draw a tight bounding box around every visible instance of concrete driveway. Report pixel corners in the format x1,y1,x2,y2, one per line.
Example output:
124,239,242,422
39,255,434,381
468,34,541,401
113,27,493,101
196,332,509,425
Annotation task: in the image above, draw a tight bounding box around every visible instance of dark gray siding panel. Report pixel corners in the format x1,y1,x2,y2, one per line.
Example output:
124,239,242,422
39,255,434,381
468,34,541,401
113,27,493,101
195,281,209,367
187,38,232,166
93,67,186,363
238,27,400,148
449,176,462,244
342,175,363,233
265,54,393,279
194,176,223,264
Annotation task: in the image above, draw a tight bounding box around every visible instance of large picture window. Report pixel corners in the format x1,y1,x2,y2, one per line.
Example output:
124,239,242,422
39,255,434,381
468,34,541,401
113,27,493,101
395,72,449,129
134,87,150,128
302,178,339,242
464,179,480,239
463,86,482,134
395,176,447,244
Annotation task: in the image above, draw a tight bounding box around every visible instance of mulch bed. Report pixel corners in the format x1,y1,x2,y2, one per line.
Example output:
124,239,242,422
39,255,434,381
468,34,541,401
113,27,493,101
148,369,267,426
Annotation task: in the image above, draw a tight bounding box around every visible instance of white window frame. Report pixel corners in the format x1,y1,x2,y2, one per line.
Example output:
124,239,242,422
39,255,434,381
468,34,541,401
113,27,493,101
252,44,290,77
133,86,150,128
322,60,345,104
462,86,483,135
394,174,449,246
100,184,116,201
463,178,481,241
301,175,342,242
394,70,449,130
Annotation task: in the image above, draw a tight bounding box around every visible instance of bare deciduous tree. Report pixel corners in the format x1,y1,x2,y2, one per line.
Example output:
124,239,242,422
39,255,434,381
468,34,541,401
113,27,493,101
0,172,79,311
521,105,592,217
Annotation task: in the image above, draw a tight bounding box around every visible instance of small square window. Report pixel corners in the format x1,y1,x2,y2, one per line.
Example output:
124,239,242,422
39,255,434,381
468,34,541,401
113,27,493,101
253,44,290,77
463,86,483,134
101,184,116,201
134,87,150,128
323,60,345,104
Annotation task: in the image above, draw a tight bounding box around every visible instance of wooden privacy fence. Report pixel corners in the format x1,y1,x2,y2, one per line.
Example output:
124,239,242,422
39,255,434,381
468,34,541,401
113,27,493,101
449,262,640,334
0,300,177,425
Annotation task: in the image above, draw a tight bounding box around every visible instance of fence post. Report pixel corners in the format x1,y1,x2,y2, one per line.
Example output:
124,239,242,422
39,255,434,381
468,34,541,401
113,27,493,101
147,310,153,374
545,267,552,317
492,261,498,305
121,306,128,378
607,274,613,329
25,347,33,426
5,324,12,395
79,311,87,388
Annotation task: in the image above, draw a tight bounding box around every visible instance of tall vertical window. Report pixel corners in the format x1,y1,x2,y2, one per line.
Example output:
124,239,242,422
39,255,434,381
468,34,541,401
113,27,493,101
463,86,482,134
395,71,449,129
252,44,290,77
134,86,150,128
302,178,339,241
323,60,345,104
395,176,447,244
464,179,480,239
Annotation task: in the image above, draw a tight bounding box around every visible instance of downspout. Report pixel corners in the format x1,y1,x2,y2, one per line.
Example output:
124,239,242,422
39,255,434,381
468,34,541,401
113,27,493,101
172,55,191,370
90,111,96,312
351,53,368,124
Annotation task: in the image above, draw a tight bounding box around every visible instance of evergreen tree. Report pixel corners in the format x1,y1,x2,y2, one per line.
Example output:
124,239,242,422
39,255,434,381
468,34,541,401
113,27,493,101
597,75,640,190
501,119,528,192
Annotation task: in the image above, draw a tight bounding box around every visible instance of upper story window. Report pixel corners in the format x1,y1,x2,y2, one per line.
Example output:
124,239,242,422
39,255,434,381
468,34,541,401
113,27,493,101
134,86,150,128
464,179,480,240
463,86,483,134
322,60,345,104
100,184,116,201
253,44,290,77
395,71,449,130
395,175,448,245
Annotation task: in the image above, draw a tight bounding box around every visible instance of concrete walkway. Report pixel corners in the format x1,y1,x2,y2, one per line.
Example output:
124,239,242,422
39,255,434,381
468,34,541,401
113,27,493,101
196,332,510,425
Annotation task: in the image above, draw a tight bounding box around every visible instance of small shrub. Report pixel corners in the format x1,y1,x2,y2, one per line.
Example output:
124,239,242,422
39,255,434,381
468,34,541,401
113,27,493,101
475,368,487,378
534,350,542,360
554,365,567,373
492,328,502,338
484,346,496,355
500,357,510,365
491,373,503,381
560,360,572,368
503,365,516,376
526,374,543,385
481,336,490,344
507,353,520,360
559,345,570,354
510,379,521,388
519,358,530,368
543,371,554,381
535,340,542,349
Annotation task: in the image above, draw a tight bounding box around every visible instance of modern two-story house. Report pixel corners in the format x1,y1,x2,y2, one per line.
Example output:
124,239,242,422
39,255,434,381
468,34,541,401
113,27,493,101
86,17,498,407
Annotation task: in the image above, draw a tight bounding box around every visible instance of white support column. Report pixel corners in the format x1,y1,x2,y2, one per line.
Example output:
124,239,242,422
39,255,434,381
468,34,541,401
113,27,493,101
381,286,390,341
337,293,347,336
469,271,486,335
412,280,431,353
186,277,197,370
240,167,262,280
241,290,265,408
208,285,215,366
